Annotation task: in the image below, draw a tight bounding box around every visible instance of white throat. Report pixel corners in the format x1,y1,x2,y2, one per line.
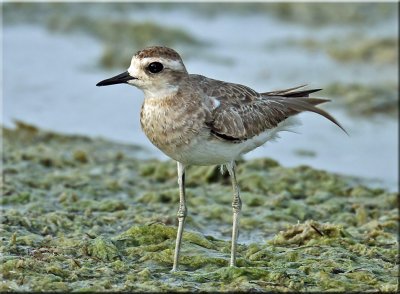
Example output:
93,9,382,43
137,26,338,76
142,84,179,99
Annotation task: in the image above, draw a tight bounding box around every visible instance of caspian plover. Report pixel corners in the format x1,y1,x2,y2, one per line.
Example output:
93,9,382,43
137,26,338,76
96,46,346,271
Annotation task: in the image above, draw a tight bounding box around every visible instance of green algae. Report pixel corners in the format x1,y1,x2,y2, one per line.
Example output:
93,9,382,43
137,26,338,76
293,149,317,158
4,2,398,70
87,237,120,262
3,3,205,69
4,2,396,27
327,37,398,65
322,82,398,118
268,36,398,119
280,36,398,66
46,16,204,69
1,122,398,291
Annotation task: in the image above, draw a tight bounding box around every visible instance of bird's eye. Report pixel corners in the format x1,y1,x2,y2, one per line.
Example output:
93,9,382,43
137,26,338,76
147,62,164,74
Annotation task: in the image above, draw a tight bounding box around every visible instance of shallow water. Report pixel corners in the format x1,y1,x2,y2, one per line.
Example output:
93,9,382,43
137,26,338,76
3,9,398,191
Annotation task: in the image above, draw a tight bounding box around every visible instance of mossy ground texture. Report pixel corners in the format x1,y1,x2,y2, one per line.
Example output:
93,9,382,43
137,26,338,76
1,122,398,292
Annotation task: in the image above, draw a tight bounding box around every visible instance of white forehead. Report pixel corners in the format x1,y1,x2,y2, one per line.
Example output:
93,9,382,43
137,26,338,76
128,56,184,73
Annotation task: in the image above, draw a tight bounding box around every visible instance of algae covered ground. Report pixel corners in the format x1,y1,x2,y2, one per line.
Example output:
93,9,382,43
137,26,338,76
1,122,398,292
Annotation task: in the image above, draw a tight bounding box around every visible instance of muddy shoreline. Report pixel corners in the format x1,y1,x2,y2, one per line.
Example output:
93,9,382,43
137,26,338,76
1,122,397,291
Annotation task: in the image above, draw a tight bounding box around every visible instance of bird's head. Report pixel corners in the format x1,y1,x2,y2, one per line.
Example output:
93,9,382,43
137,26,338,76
96,46,188,98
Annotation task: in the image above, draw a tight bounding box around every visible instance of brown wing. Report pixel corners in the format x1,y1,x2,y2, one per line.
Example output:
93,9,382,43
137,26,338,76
191,75,347,142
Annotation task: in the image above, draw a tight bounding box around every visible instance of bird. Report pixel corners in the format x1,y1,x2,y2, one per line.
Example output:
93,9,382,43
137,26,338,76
96,46,346,271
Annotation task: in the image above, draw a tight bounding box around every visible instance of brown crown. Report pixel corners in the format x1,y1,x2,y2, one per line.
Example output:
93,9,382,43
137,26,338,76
134,46,182,61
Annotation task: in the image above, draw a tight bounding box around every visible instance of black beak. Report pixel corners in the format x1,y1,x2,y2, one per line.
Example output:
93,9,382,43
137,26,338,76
96,71,136,87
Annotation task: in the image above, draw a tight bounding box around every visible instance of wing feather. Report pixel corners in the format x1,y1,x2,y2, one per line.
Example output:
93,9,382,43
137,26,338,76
190,75,347,141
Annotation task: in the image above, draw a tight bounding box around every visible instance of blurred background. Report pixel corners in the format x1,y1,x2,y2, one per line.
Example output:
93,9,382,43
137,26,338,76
2,2,398,191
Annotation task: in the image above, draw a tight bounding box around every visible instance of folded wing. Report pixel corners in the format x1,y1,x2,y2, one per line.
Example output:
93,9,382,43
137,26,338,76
193,76,347,142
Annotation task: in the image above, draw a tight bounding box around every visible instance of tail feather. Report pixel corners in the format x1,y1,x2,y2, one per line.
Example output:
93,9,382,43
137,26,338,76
281,97,348,135
281,88,322,98
263,85,322,98
263,84,308,95
263,85,347,135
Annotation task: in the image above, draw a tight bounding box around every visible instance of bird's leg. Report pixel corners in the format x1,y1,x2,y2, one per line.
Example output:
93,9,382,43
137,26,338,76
227,161,242,267
171,161,186,272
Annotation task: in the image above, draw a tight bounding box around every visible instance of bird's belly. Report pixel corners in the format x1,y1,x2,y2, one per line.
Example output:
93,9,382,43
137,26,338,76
172,116,300,166
174,132,276,165
175,137,244,165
